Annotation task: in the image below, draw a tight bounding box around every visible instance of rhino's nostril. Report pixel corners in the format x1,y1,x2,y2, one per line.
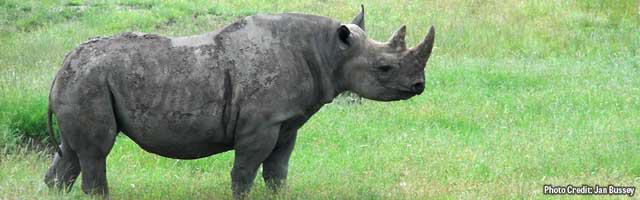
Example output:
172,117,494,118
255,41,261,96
412,82,425,94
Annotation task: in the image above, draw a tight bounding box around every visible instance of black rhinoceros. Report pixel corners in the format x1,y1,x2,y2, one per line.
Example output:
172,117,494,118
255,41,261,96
44,6,435,199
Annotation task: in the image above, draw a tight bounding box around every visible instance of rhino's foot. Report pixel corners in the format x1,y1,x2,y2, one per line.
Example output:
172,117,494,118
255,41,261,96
264,179,287,194
231,166,259,200
232,190,249,200
44,143,81,192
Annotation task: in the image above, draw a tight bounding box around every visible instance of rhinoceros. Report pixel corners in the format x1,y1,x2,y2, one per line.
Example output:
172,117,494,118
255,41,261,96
44,6,435,199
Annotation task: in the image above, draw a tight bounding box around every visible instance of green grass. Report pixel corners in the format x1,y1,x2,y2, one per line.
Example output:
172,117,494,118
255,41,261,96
1,0,639,199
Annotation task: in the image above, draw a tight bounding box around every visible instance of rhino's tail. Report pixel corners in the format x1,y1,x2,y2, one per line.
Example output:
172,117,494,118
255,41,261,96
47,75,63,157
47,108,62,157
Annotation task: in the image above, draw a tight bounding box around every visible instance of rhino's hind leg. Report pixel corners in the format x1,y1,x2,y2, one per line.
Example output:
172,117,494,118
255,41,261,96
54,85,118,199
44,141,81,192
46,109,116,198
71,110,117,198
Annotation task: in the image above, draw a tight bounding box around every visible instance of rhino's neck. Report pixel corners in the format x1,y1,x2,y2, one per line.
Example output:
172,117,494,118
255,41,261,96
295,22,347,106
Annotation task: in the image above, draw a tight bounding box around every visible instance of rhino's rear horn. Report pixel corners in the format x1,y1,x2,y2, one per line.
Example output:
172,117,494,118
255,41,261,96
412,26,435,63
387,25,407,50
351,5,365,31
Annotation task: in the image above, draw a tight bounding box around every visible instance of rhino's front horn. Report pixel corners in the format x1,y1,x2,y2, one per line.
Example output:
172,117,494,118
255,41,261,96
387,25,407,50
412,26,435,63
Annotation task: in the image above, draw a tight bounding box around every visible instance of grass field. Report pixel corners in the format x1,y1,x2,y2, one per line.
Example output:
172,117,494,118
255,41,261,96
1,0,639,199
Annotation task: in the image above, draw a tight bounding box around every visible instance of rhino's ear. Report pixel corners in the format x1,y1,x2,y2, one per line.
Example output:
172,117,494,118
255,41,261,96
337,25,351,47
412,26,435,63
351,5,365,31
387,25,406,50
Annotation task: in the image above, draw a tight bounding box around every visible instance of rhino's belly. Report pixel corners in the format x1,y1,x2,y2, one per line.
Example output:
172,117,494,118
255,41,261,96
120,116,234,159
131,136,233,159
136,140,233,160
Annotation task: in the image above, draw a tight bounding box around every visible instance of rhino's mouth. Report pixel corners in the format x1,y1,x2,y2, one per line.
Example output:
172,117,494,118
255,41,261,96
385,85,418,100
396,90,417,99
388,85,417,95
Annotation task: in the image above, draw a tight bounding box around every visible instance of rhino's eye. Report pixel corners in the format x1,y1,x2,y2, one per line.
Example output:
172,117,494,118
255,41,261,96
376,65,393,73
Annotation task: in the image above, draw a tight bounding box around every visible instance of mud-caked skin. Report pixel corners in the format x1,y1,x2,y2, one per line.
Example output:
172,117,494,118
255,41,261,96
44,6,435,199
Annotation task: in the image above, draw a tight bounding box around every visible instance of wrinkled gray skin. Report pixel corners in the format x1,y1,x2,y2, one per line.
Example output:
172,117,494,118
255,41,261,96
44,6,435,199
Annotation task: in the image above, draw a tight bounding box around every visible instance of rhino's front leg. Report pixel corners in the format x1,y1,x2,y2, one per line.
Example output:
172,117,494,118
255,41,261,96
231,123,280,199
262,128,298,192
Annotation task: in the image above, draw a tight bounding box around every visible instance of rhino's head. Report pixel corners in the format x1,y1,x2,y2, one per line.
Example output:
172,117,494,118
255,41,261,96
337,6,435,101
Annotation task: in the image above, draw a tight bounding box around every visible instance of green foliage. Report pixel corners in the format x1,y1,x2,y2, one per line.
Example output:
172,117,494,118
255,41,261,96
0,0,639,199
1,95,47,140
